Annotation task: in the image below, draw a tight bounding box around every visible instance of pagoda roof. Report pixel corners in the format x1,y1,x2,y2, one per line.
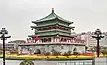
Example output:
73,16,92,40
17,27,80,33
32,8,73,24
31,23,74,29
8,40,26,43
28,33,73,37
35,29,71,34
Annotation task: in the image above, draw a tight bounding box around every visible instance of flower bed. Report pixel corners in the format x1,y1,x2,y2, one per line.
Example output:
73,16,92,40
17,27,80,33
5,55,94,60
0,54,107,60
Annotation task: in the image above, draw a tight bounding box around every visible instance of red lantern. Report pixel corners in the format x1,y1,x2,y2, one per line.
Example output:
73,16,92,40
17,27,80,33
33,35,38,43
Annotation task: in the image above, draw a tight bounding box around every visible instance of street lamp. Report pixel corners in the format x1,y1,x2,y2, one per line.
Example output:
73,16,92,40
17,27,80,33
92,29,104,57
0,28,11,65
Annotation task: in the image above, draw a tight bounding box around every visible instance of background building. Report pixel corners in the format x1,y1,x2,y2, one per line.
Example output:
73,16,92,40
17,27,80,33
0,40,26,54
8,40,26,50
79,32,107,51
0,43,15,54
0,43,14,50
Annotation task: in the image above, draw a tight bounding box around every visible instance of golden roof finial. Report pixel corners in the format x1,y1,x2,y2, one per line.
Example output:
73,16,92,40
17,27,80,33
52,8,54,13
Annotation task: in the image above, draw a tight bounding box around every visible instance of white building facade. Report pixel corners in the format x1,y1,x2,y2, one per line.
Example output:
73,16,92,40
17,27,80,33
80,32,107,49
18,37,86,55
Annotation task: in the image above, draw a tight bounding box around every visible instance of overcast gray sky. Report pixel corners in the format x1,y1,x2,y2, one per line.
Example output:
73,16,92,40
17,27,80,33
0,0,107,41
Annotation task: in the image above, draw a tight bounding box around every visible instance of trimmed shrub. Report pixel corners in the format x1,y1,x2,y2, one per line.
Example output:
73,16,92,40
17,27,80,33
20,60,34,65
44,52,50,56
101,50,107,56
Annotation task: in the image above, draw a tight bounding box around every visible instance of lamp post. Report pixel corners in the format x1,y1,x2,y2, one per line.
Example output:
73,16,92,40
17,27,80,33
0,28,11,65
92,29,104,57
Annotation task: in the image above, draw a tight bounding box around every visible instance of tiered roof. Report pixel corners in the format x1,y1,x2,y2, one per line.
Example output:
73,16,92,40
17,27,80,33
29,8,74,37
31,23,74,29
32,8,73,24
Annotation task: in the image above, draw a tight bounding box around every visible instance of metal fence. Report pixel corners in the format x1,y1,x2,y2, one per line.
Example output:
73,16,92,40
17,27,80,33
57,61,107,65
0,57,107,65
94,57,107,65
57,62,92,65
57,57,107,65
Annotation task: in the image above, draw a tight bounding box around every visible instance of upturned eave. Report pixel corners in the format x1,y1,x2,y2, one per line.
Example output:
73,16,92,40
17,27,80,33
31,23,74,29
31,9,73,24
28,33,75,38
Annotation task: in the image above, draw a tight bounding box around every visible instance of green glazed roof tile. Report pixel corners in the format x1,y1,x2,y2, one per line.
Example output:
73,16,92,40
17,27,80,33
37,32,70,36
28,33,70,37
32,9,72,24
31,23,74,28
36,29,71,34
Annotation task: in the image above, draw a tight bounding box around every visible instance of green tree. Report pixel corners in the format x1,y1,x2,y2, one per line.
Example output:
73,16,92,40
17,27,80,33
51,49,61,58
73,47,79,58
101,50,107,56
67,51,72,55
44,52,50,58
73,52,79,58
63,51,72,58
51,49,61,56
44,52,50,56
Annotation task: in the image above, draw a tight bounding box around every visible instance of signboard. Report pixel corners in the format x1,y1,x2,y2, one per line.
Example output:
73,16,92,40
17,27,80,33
26,37,86,44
